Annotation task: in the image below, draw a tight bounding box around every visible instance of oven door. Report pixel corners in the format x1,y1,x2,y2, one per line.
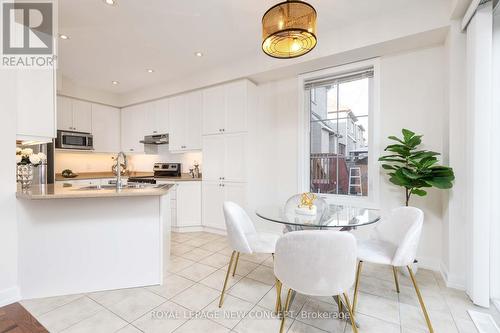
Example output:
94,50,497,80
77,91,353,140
57,131,94,150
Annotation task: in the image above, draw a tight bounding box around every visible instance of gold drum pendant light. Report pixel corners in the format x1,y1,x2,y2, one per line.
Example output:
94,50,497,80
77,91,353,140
262,0,317,59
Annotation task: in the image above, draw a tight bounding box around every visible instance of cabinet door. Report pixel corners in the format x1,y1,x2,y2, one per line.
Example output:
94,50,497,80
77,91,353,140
186,91,202,150
224,182,247,213
225,81,247,133
92,104,120,153
202,135,225,181
155,98,170,134
169,94,187,151
17,68,55,139
224,133,247,182
143,101,158,135
121,105,145,153
202,181,225,230
202,85,225,135
72,99,92,133
57,96,73,131
176,182,202,227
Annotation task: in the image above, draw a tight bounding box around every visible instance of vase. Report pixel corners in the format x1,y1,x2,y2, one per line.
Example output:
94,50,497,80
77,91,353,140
17,164,34,189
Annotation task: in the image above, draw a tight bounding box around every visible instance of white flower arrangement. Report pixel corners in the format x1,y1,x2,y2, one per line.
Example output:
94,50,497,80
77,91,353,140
16,148,46,166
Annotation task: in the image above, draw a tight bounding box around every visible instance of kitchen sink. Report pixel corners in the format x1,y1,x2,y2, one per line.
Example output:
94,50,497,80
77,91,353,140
77,184,166,190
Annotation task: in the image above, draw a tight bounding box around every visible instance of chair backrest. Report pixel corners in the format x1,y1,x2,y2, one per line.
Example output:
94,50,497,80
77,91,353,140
373,206,424,266
274,230,357,296
223,201,257,254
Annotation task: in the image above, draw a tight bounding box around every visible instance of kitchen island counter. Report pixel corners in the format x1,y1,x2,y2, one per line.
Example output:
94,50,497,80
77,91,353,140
16,183,173,200
17,183,172,299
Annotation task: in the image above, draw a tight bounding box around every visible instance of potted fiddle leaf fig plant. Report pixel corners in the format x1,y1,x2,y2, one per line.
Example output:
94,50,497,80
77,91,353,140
379,129,455,206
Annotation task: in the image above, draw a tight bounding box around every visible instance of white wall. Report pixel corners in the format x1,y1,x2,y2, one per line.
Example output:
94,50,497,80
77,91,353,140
251,46,448,270
0,69,20,306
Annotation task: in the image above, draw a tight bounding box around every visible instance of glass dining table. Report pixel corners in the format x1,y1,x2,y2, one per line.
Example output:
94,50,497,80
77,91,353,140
256,201,381,327
256,202,381,231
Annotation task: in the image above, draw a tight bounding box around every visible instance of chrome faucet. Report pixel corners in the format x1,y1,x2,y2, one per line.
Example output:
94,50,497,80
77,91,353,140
115,151,128,189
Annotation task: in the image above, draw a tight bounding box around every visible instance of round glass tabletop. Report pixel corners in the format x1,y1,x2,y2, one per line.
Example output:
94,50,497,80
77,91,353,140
256,203,381,229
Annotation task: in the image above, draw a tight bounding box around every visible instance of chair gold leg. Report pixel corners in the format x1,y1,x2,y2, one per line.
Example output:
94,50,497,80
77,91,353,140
279,289,293,333
407,266,434,333
352,260,363,313
343,293,358,333
274,278,283,314
232,252,240,277
337,296,343,313
218,250,236,308
392,266,400,293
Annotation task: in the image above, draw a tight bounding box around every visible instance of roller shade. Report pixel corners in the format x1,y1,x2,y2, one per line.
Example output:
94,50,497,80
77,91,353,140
304,68,374,90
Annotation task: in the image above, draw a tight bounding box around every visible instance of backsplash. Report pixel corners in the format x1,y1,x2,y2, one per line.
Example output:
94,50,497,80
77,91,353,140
55,150,202,174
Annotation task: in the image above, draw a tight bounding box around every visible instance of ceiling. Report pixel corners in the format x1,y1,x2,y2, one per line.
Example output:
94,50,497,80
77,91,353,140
58,0,451,95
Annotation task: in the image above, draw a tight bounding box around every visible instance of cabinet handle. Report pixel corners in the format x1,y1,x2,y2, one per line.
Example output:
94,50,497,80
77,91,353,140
222,128,225,132
153,131,157,134
130,149,134,151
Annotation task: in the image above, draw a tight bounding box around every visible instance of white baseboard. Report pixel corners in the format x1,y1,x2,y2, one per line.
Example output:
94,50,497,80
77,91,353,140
0,286,21,307
493,299,500,313
416,256,441,271
439,262,466,290
172,225,227,236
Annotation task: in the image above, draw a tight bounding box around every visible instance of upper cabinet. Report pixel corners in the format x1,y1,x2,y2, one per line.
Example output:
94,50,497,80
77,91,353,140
17,68,56,140
92,104,120,153
121,104,146,153
202,80,253,135
169,91,202,152
57,96,92,133
143,99,169,136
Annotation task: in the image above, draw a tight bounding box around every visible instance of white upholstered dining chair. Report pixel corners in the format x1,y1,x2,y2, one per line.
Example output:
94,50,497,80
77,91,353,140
219,201,281,308
352,206,433,332
274,230,358,333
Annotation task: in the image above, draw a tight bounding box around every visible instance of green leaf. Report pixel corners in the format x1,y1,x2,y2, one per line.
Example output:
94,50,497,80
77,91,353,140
425,177,454,189
402,129,415,142
388,136,405,144
401,168,421,180
411,188,427,196
381,164,396,170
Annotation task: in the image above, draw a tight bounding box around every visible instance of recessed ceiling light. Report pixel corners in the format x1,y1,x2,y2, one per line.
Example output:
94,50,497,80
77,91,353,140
112,80,119,85
59,34,69,40
103,0,117,6
147,69,154,73
195,52,204,57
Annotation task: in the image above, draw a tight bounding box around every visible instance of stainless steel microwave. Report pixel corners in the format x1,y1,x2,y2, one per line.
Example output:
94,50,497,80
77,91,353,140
55,130,94,150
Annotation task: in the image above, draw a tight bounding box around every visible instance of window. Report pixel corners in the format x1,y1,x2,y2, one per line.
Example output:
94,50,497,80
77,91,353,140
306,69,373,197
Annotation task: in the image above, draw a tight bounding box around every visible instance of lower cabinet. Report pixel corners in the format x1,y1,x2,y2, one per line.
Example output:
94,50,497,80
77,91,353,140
202,181,246,230
176,182,202,227
156,181,202,229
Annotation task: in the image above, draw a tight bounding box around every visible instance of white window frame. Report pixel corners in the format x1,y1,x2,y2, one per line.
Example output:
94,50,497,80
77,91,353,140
297,59,381,207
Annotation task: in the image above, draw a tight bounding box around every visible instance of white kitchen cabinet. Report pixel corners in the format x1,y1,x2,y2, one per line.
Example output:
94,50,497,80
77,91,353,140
202,85,225,135
155,98,170,134
202,79,253,135
56,96,92,133
92,104,121,153
57,96,73,131
176,182,201,227
143,99,170,136
202,181,246,230
225,80,248,134
72,100,92,133
121,104,145,153
169,91,202,152
17,68,56,140
202,133,247,182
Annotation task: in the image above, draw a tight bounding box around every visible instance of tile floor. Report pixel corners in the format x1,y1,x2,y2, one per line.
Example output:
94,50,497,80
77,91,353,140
20,231,500,333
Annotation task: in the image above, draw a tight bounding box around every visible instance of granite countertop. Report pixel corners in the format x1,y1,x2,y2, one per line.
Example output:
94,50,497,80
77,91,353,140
16,183,174,200
55,172,202,182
